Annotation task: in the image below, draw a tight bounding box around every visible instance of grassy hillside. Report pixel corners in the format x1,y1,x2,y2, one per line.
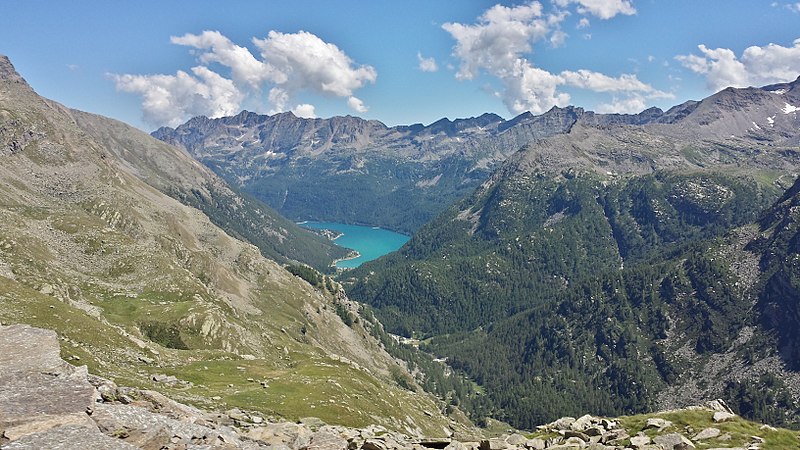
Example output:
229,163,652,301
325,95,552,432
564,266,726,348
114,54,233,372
71,109,348,271
0,55,462,435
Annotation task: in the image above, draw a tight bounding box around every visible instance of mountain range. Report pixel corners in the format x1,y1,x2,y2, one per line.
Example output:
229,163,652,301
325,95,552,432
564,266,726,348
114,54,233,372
146,67,800,429
152,100,714,233
152,76,800,236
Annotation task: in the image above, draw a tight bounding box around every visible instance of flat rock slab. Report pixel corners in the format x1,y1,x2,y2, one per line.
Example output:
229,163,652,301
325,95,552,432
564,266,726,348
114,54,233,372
630,435,652,448
2,413,96,441
0,325,95,429
92,402,244,448
713,411,736,422
0,324,65,376
2,424,138,450
301,430,348,450
248,421,313,447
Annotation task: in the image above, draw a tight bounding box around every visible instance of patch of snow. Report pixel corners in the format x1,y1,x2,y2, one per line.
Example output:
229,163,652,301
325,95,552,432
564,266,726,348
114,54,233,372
771,89,787,95
783,103,799,114
767,116,775,126
752,121,761,130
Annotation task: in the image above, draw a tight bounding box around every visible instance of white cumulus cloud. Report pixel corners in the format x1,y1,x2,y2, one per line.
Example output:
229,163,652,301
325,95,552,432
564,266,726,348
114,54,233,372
113,66,244,127
114,30,376,127
347,96,369,113
442,1,549,81
596,95,648,114
170,30,278,88
550,30,568,47
443,1,565,113
292,103,316,118
417,52,438,72
443,1,666,115
561,69,669,97
503,61,571,114
253,30,377,98
676,38,800,91
267,87,289,114
554,0,636,19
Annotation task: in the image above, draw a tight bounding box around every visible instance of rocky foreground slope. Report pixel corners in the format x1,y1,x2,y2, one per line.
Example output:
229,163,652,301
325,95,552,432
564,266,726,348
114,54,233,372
2,324,798,450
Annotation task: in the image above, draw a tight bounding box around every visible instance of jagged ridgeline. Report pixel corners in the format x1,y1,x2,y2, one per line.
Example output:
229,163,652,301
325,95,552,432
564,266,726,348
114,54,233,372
346,78,800,429
152,103,682,234
0,55,462,435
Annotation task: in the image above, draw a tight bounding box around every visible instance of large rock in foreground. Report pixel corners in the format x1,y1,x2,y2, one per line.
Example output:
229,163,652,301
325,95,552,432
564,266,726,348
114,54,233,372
0,324,96,436
0,324,260,449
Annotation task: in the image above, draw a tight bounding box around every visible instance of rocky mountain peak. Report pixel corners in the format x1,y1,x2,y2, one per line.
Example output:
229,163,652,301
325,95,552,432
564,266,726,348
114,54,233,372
541,105,584,123
658,100,699,124
0,54,31,89
0,55,27,84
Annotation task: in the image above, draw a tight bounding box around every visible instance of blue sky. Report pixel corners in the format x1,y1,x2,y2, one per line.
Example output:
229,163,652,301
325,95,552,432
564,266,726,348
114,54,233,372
2,1,799,130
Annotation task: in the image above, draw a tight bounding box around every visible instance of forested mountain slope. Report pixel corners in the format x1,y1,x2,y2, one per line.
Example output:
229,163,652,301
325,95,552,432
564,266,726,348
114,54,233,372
346,77,800,429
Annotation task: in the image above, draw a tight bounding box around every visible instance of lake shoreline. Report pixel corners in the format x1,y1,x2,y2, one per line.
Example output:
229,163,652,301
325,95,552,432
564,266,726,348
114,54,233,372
298,221,410,269
332,250,361,269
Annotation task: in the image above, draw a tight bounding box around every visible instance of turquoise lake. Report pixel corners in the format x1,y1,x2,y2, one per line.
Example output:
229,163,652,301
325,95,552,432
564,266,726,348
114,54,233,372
299,221,410,269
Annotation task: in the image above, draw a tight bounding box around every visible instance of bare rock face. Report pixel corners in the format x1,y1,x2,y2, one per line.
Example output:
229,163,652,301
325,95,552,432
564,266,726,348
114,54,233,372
2,424,138,450
300,430,348,450
0,324,96,437
0,324,257,449
0,55,29,87
652,432,696,449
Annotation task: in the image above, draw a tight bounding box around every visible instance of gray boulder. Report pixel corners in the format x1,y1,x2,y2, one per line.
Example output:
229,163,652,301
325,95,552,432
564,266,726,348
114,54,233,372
693,427,721,440
653,433,695,449
630,434,652,448
301,430,348,450
479,437,507,450
712,411,736,423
